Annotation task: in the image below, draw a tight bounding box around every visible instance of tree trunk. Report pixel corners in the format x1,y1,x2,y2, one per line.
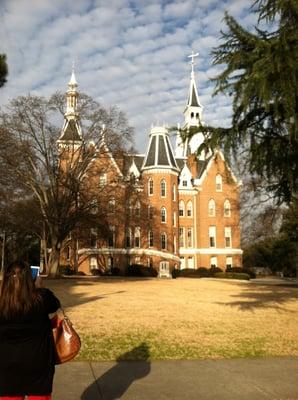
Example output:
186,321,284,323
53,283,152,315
47,240,61,278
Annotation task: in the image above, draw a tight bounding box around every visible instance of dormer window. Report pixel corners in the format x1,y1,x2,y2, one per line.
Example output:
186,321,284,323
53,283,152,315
182,180,187,187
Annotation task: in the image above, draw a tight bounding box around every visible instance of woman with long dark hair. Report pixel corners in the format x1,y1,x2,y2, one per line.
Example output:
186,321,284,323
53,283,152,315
0,261,60,400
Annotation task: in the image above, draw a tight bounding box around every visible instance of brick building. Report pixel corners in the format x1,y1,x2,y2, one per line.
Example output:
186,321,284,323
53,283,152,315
59,57,242,277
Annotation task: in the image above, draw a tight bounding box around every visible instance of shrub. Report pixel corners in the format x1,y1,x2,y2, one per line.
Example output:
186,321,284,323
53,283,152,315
111,267,121,276
228,267,256,279
90,268,102,276
125,264,157,277
214,272,250,280
209,267,223,276
58,265,74,275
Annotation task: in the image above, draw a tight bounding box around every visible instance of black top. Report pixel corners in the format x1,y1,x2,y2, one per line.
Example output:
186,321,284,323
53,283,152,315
0,288,60,396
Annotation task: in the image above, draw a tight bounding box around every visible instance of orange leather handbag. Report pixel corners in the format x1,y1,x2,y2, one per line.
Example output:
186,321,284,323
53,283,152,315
51,309,81,364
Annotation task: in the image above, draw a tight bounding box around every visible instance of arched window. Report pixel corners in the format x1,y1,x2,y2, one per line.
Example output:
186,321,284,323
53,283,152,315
148,178,153,196
148,230,154,247
208,199,216,217
161,233,167,250
216,174,222,191
179,200,185,216
186,201,193,217
161,179,166,197
161,207,167,223
172,184,176,201
91,198,98,214
108,198,115,214
224,200,231,217
134,227,140,248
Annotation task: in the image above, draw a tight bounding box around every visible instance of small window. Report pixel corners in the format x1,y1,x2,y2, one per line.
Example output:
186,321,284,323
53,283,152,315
216,174,222,191
135,200,141,217
208,199,216,217
108,198,115,214
187,227,193,248
90,257,98,270
179,200,185,216
225,227,232,248
108,226,115,247
134,227,140,248
173,235,177,253
182,180,187,187
180,256,185,269
173,211,176,227
191,112,194,118
91,198,98,214
188,256,194,269
148,178,153,196
161,179,166,197
90,228,97,248
186,201,192,217
99,173,107,187
224,200,231,217
149,230,154,247
209,226,216,248
126,228,132,248
210,256,217,268
226,256,232,271
148,205,153,220
172,184,176,201
161,233,167,250
161,207,166,223
179,227,185,247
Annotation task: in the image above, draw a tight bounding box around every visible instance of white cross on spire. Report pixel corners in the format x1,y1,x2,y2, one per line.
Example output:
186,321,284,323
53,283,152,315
188,51,199,76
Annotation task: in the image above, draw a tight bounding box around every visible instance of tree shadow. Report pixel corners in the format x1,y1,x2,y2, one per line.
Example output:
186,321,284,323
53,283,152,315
81,343,151,400
44,277,126,308
216,283,298,312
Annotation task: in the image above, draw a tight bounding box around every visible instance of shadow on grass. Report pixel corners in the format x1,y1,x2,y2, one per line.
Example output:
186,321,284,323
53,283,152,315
81,343,151,400
216,283,298,312
43,277,126,309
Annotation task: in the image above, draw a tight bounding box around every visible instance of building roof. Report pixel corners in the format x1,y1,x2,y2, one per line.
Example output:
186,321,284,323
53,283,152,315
59,119,82,142
142,126,178,170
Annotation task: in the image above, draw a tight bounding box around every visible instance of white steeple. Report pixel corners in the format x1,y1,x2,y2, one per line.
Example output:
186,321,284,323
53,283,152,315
175,51,205,158
65,62,79,118
57,65,82,145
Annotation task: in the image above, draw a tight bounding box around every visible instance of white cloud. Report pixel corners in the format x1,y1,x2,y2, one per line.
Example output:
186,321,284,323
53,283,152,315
0,0,252,152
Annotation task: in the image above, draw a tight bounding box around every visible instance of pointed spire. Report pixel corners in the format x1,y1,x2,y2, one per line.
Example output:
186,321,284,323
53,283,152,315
69,61,78,88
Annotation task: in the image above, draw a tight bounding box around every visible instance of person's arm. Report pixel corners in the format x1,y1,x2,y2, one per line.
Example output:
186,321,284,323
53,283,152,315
40,288,61,314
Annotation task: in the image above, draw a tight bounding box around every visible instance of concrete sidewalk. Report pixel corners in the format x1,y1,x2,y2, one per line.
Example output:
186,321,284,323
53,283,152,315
53,357,298,400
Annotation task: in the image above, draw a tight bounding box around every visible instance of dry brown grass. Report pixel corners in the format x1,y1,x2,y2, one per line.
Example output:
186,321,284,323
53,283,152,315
45,277,298,361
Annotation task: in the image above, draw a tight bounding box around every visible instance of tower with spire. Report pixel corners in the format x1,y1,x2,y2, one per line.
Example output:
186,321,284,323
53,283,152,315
57,65,82,148
175,51,205,158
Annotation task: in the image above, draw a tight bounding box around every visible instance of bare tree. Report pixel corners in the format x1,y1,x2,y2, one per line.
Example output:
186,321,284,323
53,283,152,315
0,92,134,277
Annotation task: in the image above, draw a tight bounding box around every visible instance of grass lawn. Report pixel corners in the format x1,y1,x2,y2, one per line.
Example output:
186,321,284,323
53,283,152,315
45,277,298,361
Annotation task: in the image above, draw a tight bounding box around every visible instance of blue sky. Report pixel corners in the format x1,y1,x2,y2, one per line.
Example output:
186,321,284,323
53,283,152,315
0,0,256,151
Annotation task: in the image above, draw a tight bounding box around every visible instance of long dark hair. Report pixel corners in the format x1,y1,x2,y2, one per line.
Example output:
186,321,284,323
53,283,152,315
0,261,39,319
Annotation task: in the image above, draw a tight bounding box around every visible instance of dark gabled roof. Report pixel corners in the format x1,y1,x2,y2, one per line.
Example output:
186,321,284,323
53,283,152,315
123,154,144,175
59,119,81,142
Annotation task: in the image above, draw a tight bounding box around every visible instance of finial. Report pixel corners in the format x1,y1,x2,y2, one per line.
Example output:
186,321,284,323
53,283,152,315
188,50,199,76
69,61,77,87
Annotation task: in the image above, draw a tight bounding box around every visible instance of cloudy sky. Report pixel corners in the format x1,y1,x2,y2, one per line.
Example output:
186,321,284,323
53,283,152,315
0,0,256,151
